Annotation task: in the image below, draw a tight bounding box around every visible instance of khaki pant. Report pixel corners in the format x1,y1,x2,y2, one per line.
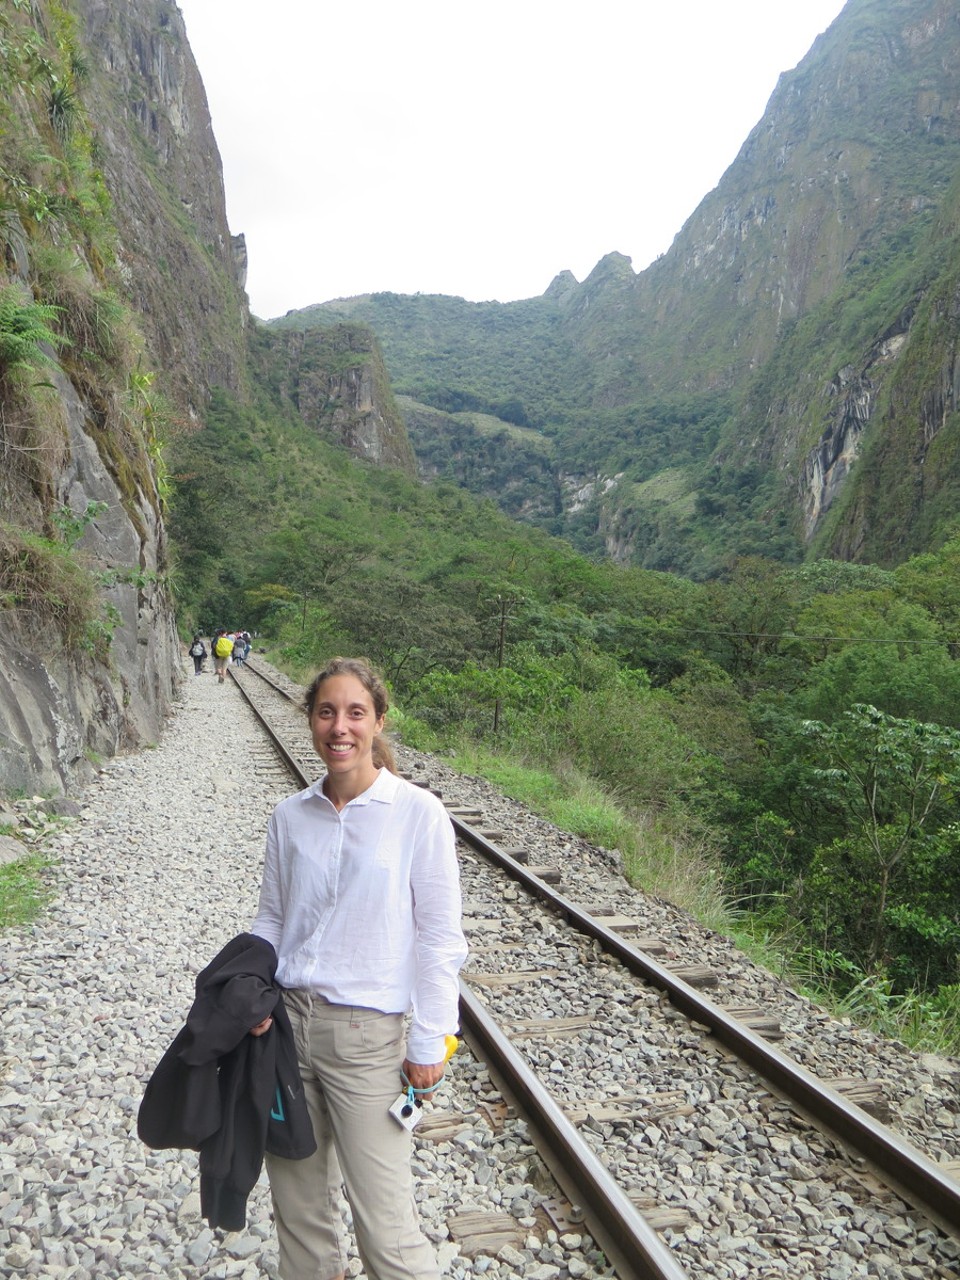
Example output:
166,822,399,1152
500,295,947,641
265,990,442,1280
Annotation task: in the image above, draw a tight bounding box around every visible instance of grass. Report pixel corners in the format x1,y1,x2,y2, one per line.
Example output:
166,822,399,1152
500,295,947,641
730,921,960,1057
0,850,53,929
798,961,960,1058
0,521,107,656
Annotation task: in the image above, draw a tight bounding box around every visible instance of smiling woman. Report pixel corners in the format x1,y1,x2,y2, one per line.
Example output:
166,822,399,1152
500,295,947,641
247,654,468,1280
174,0,847,318
306,664,387,805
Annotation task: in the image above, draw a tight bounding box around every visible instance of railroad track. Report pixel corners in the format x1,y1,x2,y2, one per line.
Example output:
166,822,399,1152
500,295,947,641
231,657,960,1279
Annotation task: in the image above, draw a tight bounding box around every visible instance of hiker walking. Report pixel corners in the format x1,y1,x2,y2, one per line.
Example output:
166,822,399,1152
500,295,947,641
187,634,206,676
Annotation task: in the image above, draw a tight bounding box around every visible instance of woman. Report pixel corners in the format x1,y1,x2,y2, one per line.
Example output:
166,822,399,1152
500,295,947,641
249,657,468,1280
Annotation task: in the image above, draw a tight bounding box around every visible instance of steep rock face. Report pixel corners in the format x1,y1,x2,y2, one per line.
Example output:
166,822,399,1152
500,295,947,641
798,320,911,541
0,368,180,794
541,0,960,562
78,0,248,412
800,370,876,540
0,353,181,795
822,233,960,562
267,324,416,473
625,0,960,394
0,0,247,796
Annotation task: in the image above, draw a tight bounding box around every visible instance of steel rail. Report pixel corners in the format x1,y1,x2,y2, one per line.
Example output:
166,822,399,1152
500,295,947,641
229,668,308,786
449,815,960,1236
242,657,303,706
457,980,689,1280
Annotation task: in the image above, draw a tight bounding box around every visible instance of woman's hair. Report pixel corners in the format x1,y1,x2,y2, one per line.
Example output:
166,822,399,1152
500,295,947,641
303,656,398,775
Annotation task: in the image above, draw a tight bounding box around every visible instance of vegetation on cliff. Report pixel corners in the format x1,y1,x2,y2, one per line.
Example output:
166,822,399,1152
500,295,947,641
0,0,166,654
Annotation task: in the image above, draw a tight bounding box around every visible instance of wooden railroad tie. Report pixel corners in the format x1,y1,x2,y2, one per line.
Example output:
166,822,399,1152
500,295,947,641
545,1188,689,1236
526,864,563,884
590,912,670,955
628,1194,692,1233
829,1077,892,1122
462,918,509,936
664,963,719,989
466,969,561,988
508,1015,595,1039
446,1211,529,1257
414,1109,481,1143
500,845,530,862
410,779,444,797
563,1090,695,1126
726,1005,785,1040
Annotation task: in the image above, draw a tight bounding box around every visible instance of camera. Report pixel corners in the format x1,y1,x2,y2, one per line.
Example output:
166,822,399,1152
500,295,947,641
388,1091,422,1131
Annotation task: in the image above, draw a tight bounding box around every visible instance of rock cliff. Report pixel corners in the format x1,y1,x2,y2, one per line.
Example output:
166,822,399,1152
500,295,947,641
260,323,416,473
0,0,248,795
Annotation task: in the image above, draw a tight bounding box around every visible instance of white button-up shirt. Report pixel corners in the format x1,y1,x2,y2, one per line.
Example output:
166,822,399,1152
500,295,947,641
251,768,468,1063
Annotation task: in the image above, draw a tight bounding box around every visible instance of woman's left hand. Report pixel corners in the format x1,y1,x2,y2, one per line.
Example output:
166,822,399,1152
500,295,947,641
402,1057,444,1101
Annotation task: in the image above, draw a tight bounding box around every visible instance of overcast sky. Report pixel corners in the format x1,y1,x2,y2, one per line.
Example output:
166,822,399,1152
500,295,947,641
175,0,847,320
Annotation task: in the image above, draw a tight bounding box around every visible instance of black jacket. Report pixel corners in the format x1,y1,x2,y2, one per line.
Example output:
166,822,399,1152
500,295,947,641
138,933,316,1230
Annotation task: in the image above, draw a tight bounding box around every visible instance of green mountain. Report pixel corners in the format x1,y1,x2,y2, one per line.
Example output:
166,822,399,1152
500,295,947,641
272,0,960,576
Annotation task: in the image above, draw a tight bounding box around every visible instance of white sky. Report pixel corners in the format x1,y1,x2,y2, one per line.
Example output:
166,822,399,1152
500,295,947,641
175,0,848,320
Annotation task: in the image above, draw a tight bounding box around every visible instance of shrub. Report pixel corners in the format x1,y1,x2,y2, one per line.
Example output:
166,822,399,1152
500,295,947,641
30,246,130,370
0,287,65,376
0,521,109,657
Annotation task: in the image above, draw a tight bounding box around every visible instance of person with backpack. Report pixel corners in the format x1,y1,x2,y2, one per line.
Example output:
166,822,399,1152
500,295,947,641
232,631,247,669
212,630,234,683
188,634,207,676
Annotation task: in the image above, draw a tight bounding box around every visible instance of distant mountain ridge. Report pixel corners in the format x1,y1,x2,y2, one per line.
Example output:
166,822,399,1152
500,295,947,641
272,0,960,575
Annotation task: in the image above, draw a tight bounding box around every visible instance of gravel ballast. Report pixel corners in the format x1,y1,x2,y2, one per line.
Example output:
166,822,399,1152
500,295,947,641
1,663,959,1279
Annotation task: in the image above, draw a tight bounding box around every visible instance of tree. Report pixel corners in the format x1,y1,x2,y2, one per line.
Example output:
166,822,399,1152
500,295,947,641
800,705,960,984
260,520,375,633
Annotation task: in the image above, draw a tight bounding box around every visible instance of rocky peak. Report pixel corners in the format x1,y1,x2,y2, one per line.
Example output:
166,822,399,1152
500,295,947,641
543,269,580,304
583,252,635,285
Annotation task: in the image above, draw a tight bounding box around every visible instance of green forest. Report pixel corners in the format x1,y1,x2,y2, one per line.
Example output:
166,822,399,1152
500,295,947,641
170,382,960,1055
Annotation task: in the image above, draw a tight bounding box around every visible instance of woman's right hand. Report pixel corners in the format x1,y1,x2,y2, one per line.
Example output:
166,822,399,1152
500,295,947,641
250,1016,273,1037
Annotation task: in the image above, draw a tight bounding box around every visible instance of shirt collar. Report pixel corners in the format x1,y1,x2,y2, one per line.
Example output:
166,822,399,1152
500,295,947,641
311,767,398,808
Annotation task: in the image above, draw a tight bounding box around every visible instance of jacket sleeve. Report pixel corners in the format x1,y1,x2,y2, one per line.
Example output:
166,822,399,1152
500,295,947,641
137,1028,221,1150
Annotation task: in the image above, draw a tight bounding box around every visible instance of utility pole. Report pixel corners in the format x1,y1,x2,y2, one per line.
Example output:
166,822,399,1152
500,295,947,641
493,594,508,734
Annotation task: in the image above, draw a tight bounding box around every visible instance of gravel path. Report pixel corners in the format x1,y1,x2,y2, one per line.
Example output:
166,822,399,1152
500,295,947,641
2,662,959,1280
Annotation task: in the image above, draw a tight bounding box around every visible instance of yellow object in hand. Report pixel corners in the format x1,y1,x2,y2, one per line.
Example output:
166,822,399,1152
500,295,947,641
443,1035,459,1063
